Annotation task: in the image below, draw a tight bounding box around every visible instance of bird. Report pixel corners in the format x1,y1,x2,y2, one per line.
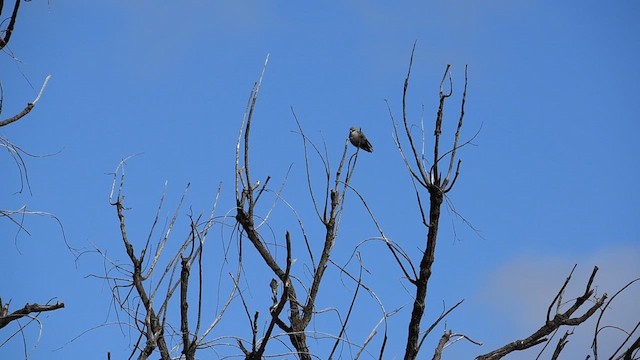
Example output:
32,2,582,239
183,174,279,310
270,278,278,298
349,127,373,152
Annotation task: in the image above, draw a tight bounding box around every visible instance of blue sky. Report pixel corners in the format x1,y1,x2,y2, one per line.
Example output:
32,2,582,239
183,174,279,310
2,1,639,359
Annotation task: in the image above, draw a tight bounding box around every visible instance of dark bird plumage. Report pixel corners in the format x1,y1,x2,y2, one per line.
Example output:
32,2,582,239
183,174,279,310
349,127,373,152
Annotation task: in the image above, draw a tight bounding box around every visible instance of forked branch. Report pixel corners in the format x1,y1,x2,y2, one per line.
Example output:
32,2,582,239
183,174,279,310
476,266,606,360
234,55,371,358
393,46,470,360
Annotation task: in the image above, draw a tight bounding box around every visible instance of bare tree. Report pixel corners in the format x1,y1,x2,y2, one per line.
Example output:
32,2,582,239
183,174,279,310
96,48,640,360
387,44,479,360
389,44,639,360
233,55,380,358
96,158,237,360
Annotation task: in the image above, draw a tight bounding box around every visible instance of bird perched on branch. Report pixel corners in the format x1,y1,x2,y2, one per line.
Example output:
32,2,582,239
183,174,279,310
349,127,373,152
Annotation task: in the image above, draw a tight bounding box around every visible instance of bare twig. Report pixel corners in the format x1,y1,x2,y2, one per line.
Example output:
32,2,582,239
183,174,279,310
329,256,398,360
342,181,416,281
442,65,468,191
249,232,294,359
234,56,313,359
550,330,572,360
433,330,482,360
547,265,578,322
292,107,330,225
394,46,469,360
418,300,464,353
593,277,640,359
401,43,431,187
103,158,231,359
328,253,364,359
0,75,52,127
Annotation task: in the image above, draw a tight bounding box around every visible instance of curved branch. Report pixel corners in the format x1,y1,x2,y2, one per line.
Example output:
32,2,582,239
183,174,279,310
342,181,417,281
593,277,640,359
401,43,431,187
0,75,52,128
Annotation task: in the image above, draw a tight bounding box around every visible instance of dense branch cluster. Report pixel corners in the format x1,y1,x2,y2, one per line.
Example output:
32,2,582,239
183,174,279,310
103,163,227,360
233,55,376,358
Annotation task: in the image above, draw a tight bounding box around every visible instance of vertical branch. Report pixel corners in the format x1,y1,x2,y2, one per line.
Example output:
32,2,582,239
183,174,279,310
443,65,467,191
250,232,294,359
192,224,206,342
233,56,311,359
243,54,269,218
302,139,350,328
395,50,468,359
431,65,452,185
550,331,571,360
180,256,194,360
234,54,285,277
108,160,172,360
292,108,330,225
401,43,430,184
432,330,453,360
404,175,444,360
547,265,577,322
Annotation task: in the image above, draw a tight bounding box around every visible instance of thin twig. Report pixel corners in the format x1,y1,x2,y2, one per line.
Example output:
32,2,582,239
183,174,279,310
0,75,52,127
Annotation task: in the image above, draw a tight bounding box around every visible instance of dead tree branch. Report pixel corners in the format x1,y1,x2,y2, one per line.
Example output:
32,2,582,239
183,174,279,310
246,232,294,360
391,43,470,360
234,54,375,358
476,266,606,360
0,75,52,128
0,300,64,329
109,162,172,360
592,277,640,360
432,329,482,360
418,300,465,352
234,55,312,358
550,330,572,360
102,158,225,360
0,0,21,51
